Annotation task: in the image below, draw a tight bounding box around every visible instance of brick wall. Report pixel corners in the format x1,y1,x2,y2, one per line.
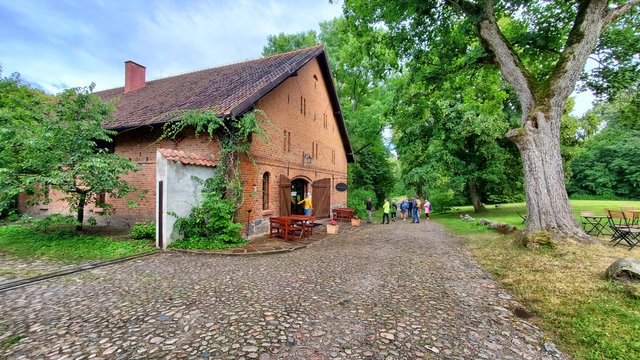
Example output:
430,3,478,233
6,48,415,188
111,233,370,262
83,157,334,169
237,57,349,234
19,56,350,235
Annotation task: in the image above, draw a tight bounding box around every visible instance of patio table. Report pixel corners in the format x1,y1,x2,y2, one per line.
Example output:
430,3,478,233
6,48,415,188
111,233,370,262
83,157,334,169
580,213,608,236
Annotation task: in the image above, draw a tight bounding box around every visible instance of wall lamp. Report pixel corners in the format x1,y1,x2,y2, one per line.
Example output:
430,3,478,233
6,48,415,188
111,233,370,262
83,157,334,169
303,153,313,164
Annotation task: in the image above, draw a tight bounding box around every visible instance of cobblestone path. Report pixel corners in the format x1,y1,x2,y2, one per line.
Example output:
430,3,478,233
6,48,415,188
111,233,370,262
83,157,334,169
0,221,565,359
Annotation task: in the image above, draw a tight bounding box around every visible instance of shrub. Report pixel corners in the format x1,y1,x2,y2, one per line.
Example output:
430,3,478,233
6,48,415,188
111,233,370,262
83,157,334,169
32,214,78,231
172,179,243,245
348,187,376,218
129,221,156,239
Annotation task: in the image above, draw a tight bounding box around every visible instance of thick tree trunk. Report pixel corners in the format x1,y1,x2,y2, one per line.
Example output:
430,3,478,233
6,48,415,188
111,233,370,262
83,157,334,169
462,0,640,243
468,182,486,213
507,111,592,242
76,192,86,231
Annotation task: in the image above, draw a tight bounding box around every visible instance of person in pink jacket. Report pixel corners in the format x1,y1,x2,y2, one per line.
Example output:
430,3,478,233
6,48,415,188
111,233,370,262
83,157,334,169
424,198,432,222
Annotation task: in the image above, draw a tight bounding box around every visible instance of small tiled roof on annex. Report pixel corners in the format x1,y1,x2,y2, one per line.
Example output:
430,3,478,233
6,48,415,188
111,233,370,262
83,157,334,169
157,148,217,168
97,46,325,130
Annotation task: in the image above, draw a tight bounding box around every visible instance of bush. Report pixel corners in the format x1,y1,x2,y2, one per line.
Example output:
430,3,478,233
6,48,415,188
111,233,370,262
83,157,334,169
32,214,78,231
172,180,243,245
129,221,156,239
348,187,377,218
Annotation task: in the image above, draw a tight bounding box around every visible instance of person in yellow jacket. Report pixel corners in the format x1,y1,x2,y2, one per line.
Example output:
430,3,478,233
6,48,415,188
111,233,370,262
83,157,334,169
382,198,390,224
298,193,313,216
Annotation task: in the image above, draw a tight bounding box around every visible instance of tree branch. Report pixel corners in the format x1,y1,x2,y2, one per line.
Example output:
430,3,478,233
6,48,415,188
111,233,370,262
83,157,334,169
604,0,640,27
547,0,610,116
450,0,537,123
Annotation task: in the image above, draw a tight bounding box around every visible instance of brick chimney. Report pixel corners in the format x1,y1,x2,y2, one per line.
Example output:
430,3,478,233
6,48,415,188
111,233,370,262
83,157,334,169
124,60,146,93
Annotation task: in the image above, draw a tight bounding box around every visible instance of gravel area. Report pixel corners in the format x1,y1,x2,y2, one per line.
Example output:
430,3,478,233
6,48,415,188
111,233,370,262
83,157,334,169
0,221,566,359
0,254,96,285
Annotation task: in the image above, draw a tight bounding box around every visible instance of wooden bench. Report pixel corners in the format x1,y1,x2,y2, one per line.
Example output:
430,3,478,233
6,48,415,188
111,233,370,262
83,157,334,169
269,217,291,240
332,208,355,222
270,216,315,240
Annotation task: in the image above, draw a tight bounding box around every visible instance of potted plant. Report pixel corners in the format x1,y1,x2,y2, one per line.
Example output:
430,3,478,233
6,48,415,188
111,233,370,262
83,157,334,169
327,219,339,234
351,215,360,227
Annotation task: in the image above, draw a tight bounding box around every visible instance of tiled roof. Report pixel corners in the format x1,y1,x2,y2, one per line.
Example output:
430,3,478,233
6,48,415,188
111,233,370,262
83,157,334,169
158,148,217,168
97,45,354,163
98,46,324,129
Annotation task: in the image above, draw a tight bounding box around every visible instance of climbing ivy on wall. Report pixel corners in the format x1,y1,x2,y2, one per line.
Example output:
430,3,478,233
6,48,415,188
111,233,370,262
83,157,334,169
161,109,268,244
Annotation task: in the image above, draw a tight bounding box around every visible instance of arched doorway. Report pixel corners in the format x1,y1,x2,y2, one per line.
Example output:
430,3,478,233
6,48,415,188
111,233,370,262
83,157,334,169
290,178,309,215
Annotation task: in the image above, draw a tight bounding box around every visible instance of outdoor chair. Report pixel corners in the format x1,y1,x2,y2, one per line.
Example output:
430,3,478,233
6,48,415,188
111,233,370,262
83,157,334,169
606,210,640,250
623,209,640,227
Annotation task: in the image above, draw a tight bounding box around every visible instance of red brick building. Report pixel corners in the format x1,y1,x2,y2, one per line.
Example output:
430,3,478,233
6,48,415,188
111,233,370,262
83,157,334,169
19,46,354,246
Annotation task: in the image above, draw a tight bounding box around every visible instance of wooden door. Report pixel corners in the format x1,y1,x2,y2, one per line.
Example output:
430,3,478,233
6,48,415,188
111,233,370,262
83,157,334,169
279,175,291,216
312,178,331,218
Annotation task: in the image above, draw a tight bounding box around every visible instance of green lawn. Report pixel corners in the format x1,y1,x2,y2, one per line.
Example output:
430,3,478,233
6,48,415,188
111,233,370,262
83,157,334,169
0,225,156,262
433,199,640,360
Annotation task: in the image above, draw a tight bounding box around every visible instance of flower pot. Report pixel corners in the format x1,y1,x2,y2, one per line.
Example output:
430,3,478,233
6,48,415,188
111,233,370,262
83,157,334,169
351,218,360,227
327,224,339,234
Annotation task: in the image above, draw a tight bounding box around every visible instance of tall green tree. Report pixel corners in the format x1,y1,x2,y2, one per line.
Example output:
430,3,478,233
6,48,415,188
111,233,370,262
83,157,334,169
342,0,640,241
569,90,640,198
393,62,523,213
0,71,49,214
0,73,139,229
262,30,318,56
261,19,397,204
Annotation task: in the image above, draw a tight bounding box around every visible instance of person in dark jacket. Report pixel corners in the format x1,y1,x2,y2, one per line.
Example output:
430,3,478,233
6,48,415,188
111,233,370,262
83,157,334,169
391,201,397,222
408,197,414,221
366,198,373,223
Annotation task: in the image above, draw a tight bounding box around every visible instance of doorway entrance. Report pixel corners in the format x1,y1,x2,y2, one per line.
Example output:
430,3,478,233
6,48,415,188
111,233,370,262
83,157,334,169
290,178,309,215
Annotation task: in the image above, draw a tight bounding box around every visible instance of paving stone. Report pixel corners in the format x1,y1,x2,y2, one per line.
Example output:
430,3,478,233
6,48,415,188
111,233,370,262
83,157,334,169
0,222,566,359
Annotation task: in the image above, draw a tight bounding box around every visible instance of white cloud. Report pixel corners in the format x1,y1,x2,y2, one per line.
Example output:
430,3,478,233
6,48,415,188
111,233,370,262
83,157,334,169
0,0,342,92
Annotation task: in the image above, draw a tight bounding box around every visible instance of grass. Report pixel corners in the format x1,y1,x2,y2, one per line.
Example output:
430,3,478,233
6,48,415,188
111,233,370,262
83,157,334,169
0,225,156,263
433,200,640,360
168,237,248,250
0,335,25,351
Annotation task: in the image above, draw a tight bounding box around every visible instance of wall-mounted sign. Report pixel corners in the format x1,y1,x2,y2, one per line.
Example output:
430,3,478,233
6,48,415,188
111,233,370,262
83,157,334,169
335,182,348,192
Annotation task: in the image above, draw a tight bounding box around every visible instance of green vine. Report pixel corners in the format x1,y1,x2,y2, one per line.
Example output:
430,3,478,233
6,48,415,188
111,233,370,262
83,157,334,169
160,108,268,244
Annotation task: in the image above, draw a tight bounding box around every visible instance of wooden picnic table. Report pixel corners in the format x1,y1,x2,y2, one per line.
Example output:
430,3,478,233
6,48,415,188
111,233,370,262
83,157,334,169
332,208,355,222
269,215,316,240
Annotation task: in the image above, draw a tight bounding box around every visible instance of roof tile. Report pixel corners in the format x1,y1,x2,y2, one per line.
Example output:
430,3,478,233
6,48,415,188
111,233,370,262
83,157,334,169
98,46,324,129
158,148,217,168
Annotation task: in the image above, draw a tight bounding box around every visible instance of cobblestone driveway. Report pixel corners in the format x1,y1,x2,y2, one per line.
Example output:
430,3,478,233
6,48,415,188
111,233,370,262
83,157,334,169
0,221,565,360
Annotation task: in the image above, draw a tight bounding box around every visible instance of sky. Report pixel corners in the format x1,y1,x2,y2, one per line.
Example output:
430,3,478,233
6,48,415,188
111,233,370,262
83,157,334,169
0,0,594,116
0,0,343,93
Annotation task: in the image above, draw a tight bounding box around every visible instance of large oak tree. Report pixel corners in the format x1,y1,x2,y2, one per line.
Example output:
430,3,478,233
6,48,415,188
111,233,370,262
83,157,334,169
342,0,639,241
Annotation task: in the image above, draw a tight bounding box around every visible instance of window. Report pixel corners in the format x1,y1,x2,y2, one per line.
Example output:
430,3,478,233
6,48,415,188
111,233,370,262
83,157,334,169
262,172,270,210
283,130,287,152
332,149,336,164
315,143,319,160
288,131,291,152
300,96,303,114
96,193,106,207
303,98,306,117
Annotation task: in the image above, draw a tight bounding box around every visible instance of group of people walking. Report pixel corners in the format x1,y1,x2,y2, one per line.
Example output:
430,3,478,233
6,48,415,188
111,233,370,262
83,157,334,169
366,197,432,224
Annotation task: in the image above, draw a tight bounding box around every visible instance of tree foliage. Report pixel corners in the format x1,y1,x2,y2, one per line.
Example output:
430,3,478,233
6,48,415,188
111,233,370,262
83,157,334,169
262,30,318,56
261,19,397,204
569,90,640,198
580,7,640,100
342,0,639,240
0,71,139,229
